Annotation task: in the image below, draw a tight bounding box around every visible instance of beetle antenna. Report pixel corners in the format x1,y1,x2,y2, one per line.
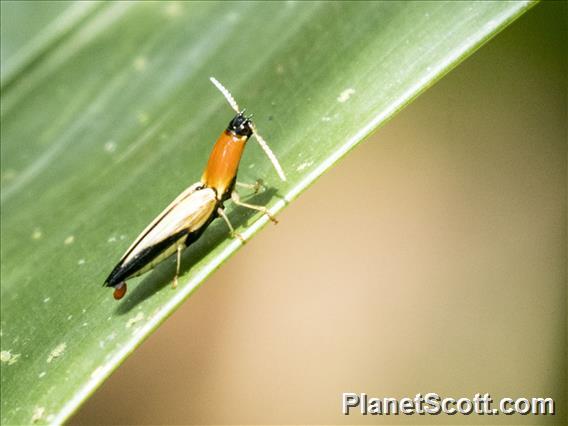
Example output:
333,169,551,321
210,77,286,181
210,76,240,113
251,125,286,182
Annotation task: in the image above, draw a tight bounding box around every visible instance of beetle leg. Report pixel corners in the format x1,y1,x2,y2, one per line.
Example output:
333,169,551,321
173,244,183,289
217,207,245,243
236,179,264,193
231,190,278,224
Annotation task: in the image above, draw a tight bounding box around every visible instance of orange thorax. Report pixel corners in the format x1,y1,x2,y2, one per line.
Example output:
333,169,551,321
201,130,247,199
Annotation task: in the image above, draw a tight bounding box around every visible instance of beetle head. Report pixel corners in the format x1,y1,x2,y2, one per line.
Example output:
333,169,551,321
228,112,253,138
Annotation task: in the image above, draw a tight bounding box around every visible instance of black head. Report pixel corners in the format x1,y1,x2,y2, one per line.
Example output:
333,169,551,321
227,112,253,138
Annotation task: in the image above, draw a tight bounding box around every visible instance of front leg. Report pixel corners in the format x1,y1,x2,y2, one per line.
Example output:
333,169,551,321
236,179,264,194
231,190,278,224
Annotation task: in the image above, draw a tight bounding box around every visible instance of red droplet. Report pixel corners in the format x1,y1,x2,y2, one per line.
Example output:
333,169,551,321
113,282,127,300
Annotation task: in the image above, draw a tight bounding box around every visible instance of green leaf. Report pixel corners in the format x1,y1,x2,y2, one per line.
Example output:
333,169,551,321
1,1,534,424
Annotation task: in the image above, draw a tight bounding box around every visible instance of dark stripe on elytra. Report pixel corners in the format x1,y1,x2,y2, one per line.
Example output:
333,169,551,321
104,229,188,287
104,200,223,288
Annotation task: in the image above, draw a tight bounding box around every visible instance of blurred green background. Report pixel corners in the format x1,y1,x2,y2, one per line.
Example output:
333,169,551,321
67,2,565,425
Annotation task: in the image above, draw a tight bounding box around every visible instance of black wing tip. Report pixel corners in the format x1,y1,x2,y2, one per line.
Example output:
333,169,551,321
103,275,115,287
104,264,124,288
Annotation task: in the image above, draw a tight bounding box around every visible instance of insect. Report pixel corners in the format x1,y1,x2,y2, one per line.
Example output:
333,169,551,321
104,77,286,300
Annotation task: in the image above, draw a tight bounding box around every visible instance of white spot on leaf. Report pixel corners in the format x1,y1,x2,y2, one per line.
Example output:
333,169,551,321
47,343,66,363
296,161,314,172
1,350,20,365
337,88,355,103
126,312,144,328
64,235,75,245
104,141,116,153
32,229,43,240
31,407,45,423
